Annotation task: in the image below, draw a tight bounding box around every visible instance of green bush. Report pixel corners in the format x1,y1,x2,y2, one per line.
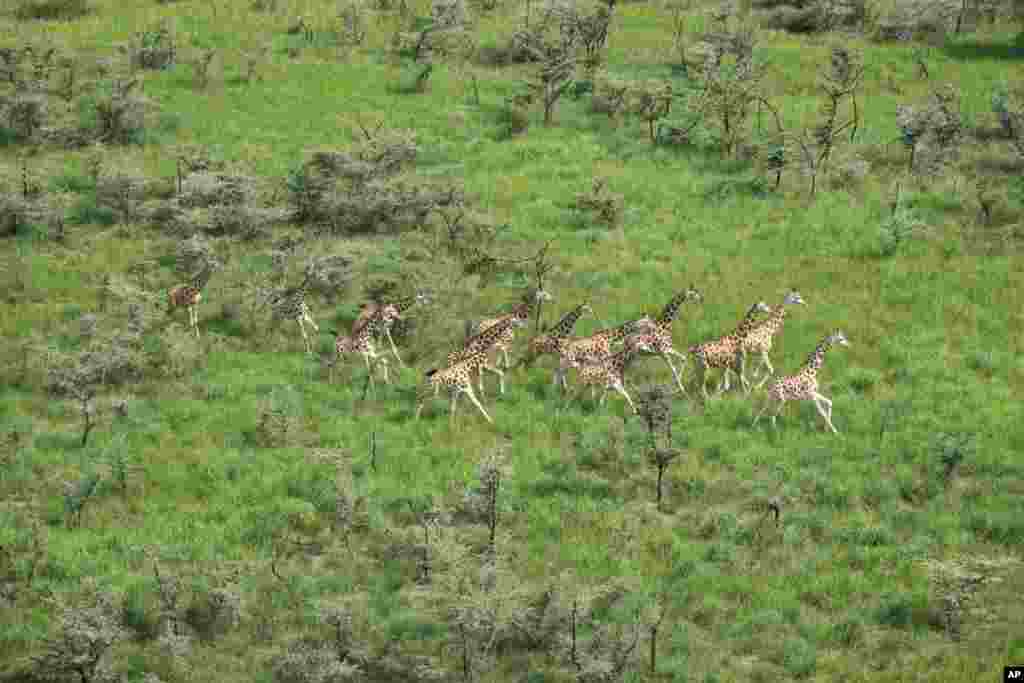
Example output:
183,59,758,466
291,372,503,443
14,0,89,20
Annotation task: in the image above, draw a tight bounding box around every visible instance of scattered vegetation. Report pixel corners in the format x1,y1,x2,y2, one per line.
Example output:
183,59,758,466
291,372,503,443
1,0,1022,681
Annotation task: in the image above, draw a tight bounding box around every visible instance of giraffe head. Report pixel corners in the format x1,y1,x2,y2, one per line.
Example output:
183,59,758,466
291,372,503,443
753,301,772,315
782,290,805,307
684,284,703,303
827,330,850,347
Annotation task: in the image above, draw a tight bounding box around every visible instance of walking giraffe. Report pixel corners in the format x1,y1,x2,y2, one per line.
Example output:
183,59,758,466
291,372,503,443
167,259,219,339
739,290,806,390
643,285,703,395
753,330,850,434
553,316,660,391
470,287,553,376
570,333,657,414
688,301,772,400
353,290,430,366
271,274,320,354
447,314,528,396
524,302,594,382
332,305,401,388
416,316,524,423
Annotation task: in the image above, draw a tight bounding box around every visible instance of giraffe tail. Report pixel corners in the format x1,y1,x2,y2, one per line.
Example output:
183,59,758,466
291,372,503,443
425,368,438,378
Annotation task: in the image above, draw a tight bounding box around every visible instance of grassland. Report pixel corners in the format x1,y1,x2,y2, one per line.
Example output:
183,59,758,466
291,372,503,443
1,0,1023,680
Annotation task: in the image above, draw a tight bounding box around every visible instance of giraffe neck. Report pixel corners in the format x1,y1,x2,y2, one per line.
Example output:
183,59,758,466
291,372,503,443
550,304,588,338
802,338,833,375
759,304,789,335
468,315,518,349
733,306,763,338
656,293,688,328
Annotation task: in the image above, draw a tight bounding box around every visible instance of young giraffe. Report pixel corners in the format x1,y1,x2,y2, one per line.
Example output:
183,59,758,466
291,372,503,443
353,290,430,366
753,330,850,434
688,301,772,400
643,285,703,395
416,317,522,423
333,305,401,388
525,302,594,380
446,315,527,396
569,333,656,414
553,316,660,391
471,287,554,373
739,290,806,390
167,259,218,339
272,275,320,354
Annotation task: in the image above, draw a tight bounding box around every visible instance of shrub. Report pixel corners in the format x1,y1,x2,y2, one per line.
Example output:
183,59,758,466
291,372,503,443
873,0,959,43
130,22,177,71
3,94,47,142
1,196,31,237
14,0,89,20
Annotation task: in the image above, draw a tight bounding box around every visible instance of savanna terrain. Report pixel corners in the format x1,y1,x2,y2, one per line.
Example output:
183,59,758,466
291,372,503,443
1,0,1023,680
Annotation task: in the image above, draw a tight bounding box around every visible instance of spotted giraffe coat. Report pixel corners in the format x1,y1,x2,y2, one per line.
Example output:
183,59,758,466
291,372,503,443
689,302,771,372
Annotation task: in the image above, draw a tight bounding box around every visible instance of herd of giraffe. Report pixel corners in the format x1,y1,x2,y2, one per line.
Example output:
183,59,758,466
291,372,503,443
168,271,852,433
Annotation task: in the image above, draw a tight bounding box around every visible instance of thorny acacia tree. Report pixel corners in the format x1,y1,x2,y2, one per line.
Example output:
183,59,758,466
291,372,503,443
691,23,766,157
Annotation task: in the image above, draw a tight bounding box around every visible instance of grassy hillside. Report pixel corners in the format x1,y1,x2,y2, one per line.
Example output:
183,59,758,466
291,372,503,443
1,0,1023,681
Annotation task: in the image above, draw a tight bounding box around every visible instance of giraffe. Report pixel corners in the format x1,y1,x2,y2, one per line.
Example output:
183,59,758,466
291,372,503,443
553,316,660,392
739,290,806,390
446,314,527,396
688,301,772,400
167,259,218,339
332,305,401,388
643,285,703,395
569,333,656,414
471,287,554,373
416,317,523,423
353,290,430,366
271,274,320,354
525,302,594,373
753,330,850,434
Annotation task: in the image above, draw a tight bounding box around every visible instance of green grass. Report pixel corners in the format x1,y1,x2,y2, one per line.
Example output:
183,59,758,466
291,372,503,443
2,0,1023,680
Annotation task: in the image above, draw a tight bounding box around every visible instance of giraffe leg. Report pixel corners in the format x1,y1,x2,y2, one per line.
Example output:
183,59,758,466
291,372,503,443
416,382,438,419
298,319,311,354
660,354,685,395
753,398,771,427
463,384,493,424
379,357,390,384
502,347,511,370
490,364,506,395
755,353,775,390
607,381,636,413
449,391,459,424
305,312,319,332
667,350,689,394
770,399,786,428
478,365,487,397
386,329,404,366
812,392,837,433
696,361,710,401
